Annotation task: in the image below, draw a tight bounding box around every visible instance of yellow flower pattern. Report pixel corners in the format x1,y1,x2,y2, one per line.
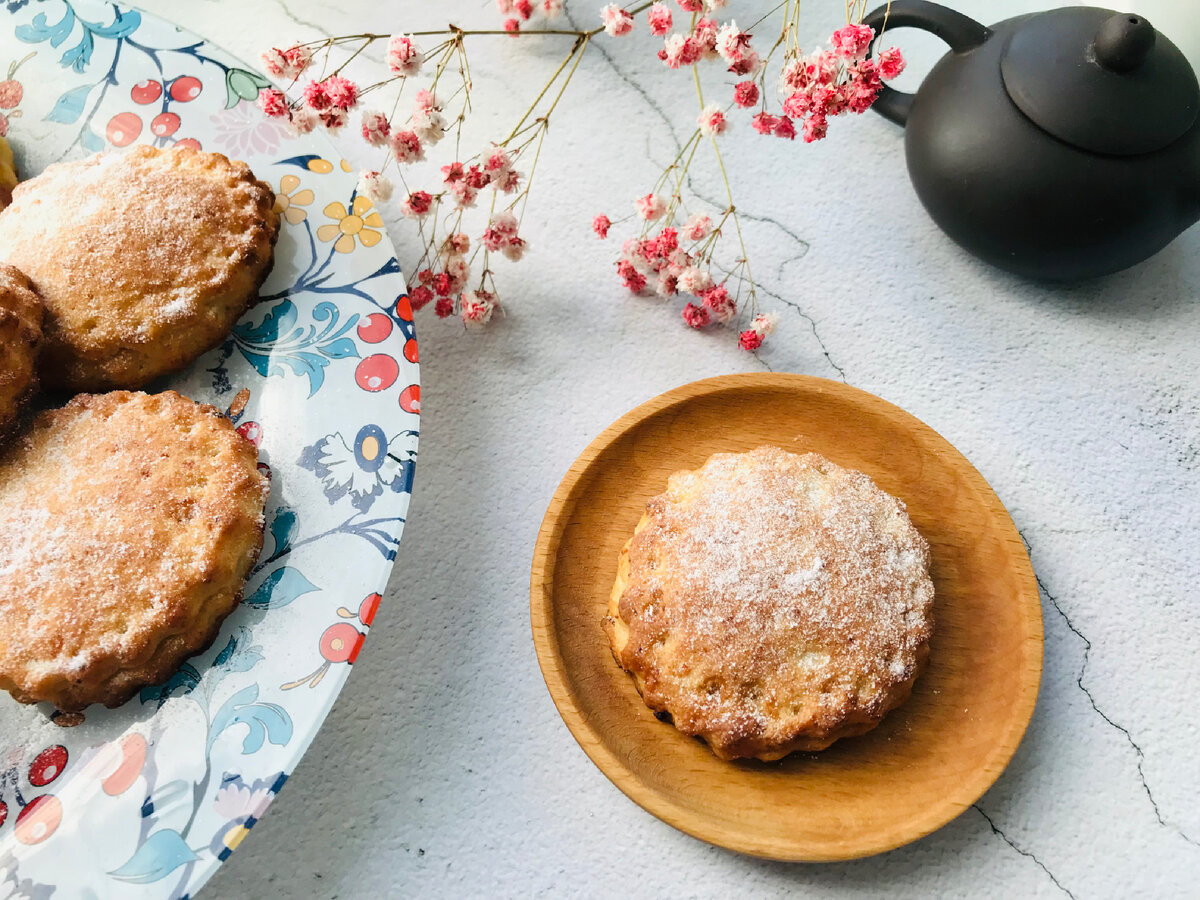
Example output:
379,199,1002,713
317,196,384,254
273,174,313,225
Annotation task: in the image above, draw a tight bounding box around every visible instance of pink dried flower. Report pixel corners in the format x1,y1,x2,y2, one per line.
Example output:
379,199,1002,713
636,193,667,221
360,110,391,146
465,165,491,190
677,266,713,294
682,213,711,241
697,104,727,137
482,144,512,175
258,88,289,118
773,115,796,140
715,22,751,64
677,0,703,11
432,272,454,296
390,129,424,164
803,112,828,142
751,312,778,335
287,106,318,135
701,284,736,322
492,168,522,193
681,302,710,328
660,34,701,68
303,80,331,111
655,272,679,297
412,95,446,144
262,45,311,80
319,108,348,132
402,190,433,218
751,112,777,134
733,81,759,108
357,170,393,203
647,3,672,36
497,0,515,11
481,211,519,250
502,237,527,261
435,296,454,318
728,50,760,76
593,214,612,238
877,46,906,80
515,0,533,18
446,255,470,287
387,34,423,76
738,329,763,351
831,23,873,60
617,259,646,293
446,232,471,256
505,18,521,34
451,183,479,208
601,5,634,37
442,161,465,184
692,18,719,59
323,75,359,110
461,290,496,326
543,0,564,16
781,91,810,118
410,285,434,310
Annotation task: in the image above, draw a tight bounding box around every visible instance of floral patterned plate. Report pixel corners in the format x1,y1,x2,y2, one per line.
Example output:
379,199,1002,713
0,2,418,897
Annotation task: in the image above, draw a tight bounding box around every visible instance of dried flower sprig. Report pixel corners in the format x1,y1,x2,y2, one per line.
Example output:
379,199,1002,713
257,1,902,349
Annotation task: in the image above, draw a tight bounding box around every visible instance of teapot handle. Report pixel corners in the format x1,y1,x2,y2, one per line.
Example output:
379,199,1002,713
863,1,991,126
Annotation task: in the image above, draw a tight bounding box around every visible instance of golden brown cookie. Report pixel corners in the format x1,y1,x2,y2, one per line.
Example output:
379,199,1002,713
0,145,279,391
0,263,41,436
604,446,934,761
0,135,18,211
0,390,269,711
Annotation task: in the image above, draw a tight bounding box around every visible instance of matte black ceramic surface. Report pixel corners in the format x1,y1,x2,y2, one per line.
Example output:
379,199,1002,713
864,1,1200,281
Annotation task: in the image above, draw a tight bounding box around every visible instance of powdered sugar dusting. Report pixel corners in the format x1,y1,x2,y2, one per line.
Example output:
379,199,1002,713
612,445,935,758
0,391,268,707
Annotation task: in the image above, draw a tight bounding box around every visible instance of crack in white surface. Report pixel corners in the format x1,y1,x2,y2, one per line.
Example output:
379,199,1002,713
272,0,331,38
974,805,1075,898
1022,532,1200,851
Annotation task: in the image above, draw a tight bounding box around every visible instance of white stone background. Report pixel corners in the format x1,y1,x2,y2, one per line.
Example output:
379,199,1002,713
134,0,1200,896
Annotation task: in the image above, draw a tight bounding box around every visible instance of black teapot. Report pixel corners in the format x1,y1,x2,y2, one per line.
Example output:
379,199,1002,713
862,1,1200,280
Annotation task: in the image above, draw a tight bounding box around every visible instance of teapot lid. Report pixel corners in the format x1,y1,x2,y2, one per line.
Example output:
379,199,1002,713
1001,6,1198,156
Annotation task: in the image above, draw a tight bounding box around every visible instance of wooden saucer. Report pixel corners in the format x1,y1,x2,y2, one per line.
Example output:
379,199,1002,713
530,373,1042,861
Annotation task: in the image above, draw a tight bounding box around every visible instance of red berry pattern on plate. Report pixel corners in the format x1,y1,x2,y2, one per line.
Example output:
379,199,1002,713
130,79,162,104
169,75,202,102
14,794,62,845
355,354,399,392
27,745,67,787
357,312,393,344
106,111,142,146
151,111,180,137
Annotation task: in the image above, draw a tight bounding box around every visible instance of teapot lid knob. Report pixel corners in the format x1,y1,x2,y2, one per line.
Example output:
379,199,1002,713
1094,13,1155,72
1000,7,1199,156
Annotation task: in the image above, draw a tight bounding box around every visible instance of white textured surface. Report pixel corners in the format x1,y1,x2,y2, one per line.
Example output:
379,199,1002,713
142,1,1200,896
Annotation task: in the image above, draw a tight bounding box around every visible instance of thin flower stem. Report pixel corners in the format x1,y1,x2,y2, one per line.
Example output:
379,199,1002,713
503,35,585,144
692,65,757,307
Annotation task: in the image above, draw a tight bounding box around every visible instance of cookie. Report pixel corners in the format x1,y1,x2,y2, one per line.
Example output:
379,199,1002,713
0,145,279,391
0,390,269,711
604,446,934,760
0,263,41,436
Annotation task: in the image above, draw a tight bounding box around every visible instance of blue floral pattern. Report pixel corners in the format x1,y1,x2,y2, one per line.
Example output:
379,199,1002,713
0,3,418,898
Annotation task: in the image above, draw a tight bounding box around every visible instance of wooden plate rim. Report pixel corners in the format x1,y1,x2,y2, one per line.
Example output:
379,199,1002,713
529,373,1043,861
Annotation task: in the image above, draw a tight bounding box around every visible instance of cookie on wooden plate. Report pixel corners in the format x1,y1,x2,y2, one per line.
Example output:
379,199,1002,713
604,445,934,760
0,390,268,711
0,144,279,391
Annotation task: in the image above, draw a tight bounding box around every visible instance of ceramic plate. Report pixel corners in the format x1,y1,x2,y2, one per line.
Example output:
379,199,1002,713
531,374,1042,861
0,2,418,897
